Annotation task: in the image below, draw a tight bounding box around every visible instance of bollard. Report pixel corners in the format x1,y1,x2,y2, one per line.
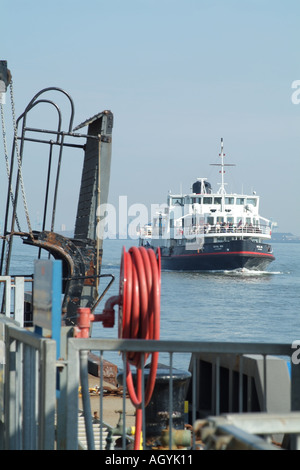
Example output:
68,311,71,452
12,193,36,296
117,364,191,439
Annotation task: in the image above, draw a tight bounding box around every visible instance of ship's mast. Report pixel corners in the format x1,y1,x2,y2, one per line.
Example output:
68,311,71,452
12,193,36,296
210,138,235,195
219,137,226,195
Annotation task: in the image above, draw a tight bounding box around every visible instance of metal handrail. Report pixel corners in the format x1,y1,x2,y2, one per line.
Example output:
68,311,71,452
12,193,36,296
197,413,300,450
142,223,272,239
0,318,57,449
66,337,300,450
1,318,299,450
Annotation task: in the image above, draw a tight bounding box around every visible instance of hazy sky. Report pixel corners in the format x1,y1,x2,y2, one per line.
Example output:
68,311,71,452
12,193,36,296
1,0,300,236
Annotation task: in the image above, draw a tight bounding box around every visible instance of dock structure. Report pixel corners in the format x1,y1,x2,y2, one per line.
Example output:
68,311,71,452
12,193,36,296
71,111,113,317
0,84,114,328
74,111,113,241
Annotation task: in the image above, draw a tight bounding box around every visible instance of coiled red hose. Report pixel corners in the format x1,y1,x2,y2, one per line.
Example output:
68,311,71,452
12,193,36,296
119,246,161,450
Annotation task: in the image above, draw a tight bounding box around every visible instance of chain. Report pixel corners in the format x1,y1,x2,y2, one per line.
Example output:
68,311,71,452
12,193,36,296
9,80,33,237
0,95,21,275
0,98,22,232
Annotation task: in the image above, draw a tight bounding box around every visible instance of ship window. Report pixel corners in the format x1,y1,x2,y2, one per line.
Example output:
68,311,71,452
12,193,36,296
216,217,224,223
225,197,234,204
227,217,234,224
214,197,222,205
246,198,257,207
207,216,214,225
203,197,212,204
236,198,245,205
192,197,202,204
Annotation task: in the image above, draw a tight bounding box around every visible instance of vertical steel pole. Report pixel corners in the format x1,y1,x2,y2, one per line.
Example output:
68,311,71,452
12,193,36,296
65,338,79,449
23,344,36,449
239,355,243,412
168,353,173,449
39,339,56,449
216,356,220,415
80,350,95,450
14,277,24,326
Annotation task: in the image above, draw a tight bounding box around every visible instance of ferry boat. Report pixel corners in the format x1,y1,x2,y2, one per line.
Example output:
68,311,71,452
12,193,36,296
139,139,275,271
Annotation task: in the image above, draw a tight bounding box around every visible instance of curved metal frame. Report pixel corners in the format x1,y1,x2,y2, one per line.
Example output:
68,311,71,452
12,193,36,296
1,87,76,275
0,87,112,326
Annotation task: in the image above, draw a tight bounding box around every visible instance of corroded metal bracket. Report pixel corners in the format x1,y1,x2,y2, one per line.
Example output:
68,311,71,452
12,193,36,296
23,230,100,325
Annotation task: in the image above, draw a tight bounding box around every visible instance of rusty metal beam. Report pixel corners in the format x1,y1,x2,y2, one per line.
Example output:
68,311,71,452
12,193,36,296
22,231,100,325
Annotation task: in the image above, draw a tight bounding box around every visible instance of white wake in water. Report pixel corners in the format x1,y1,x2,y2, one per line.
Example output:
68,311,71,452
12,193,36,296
224,268,282,276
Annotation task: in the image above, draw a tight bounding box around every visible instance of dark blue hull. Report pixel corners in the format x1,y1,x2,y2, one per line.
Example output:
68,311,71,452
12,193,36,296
159,239,275,271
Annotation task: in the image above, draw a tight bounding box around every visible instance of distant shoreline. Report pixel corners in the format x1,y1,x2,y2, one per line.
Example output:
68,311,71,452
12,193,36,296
272,232,300,243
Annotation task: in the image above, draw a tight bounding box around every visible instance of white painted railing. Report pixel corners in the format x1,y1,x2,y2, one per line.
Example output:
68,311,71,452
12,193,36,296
0,276,25,326
140,223,272,240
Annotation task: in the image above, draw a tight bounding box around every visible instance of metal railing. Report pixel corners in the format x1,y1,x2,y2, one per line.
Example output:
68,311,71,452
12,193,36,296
0,317,57,449
187,223,271,237
141,223,272,240
0,276,25,325
195,413,300,450
65,337,300,450
1,315,300,450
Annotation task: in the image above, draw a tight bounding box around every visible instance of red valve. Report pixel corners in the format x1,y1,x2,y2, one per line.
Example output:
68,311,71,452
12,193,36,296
76,295,119,335
98,295,120,327
76,307,95,338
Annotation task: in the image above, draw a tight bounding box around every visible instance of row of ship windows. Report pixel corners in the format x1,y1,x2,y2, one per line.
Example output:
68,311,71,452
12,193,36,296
171,197,257,206
169,217,258,227
178,237,262,245
206,216,257,225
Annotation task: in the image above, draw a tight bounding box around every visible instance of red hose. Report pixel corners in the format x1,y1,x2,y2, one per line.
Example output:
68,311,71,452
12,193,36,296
119,246,161,450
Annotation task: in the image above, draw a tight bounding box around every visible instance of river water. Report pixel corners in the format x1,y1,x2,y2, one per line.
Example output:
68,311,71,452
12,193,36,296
6,237,300,370
92,239,300,369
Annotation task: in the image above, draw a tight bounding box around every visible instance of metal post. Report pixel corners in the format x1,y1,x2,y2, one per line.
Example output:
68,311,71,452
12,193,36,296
263,354,267,412
65,338,79,449
80,350,95,450
291,360,300,411
14,277,24,326
39,339,56,450
122,353,127,450
22,344,36,449
100,351,104,450
168,353,173,449
216,355,220,415
0,277,11,317
239,355,243,412
4,335,14,448
192,354,197,449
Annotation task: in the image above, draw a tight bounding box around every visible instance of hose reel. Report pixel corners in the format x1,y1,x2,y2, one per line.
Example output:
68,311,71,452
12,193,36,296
76,245,161,450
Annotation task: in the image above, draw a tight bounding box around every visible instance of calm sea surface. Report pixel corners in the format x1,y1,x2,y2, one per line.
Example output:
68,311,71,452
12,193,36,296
93,239,300,369
7,238,300,370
